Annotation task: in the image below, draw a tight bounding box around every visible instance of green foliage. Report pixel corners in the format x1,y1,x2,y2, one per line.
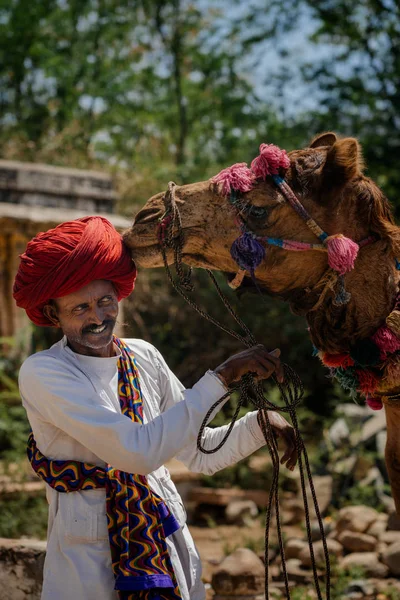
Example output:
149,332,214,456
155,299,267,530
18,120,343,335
0,403,30,461
0,336,31,461
288,563,366,600
240,0,400,209
0,0,305,202
0,493,48,539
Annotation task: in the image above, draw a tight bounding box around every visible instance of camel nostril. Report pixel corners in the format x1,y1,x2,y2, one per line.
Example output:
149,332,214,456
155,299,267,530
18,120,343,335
134,206,165,225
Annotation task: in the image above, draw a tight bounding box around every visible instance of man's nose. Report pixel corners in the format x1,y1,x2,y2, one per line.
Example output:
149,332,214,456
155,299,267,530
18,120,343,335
89,306,104,324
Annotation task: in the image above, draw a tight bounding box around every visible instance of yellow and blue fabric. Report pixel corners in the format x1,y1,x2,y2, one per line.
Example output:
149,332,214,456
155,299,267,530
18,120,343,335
27,337,181,600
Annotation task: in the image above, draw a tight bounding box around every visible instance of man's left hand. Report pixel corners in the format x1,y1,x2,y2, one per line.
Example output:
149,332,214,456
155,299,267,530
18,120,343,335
257,410,298,471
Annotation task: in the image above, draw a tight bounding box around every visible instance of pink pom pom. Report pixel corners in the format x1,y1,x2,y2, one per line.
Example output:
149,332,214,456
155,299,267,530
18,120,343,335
325,234,359,275
211,163,255,196
372,326,400,354
366,395,383,410
356,369,380,395
251,144,290,179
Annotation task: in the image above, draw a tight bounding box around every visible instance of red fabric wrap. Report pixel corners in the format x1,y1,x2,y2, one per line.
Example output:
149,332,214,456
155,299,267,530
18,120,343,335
13,216,136,327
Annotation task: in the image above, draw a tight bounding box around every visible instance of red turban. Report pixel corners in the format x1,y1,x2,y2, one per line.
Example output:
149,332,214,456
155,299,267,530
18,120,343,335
13,216,137,327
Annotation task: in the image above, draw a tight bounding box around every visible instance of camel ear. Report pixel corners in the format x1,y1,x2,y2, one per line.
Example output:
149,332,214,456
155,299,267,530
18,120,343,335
322,137,364,186
309,132,337,148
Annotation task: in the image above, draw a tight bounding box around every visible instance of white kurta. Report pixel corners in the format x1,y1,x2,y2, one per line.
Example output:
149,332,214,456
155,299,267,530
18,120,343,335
19,337,267,600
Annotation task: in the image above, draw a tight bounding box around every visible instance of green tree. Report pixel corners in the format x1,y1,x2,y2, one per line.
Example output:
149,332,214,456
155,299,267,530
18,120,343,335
235,0,400,205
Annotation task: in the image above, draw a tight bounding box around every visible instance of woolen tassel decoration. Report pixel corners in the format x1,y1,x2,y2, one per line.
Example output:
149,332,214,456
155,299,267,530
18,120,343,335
356,368,380,395
230,232,265,275
324,234,359,275
250,144,291,179
321,352,355,368
372,326,400,355
211,163,255,196
386,310,400,337
383,356,400,388
334,275,351,306
366,395,383,411
334,366,359,394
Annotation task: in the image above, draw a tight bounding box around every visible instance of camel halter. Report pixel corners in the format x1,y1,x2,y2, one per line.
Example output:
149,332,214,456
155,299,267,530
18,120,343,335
212,144,375,302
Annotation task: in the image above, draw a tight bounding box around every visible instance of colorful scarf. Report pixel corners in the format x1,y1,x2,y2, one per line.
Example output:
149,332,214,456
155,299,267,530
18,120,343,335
27,337,181,599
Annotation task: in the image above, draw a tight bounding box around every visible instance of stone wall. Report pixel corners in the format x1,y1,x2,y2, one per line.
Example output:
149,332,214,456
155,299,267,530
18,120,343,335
0,538,45,600
0,160,117,214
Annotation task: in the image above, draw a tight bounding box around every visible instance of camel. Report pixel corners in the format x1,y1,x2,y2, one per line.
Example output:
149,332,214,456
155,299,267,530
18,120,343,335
124,132,400,514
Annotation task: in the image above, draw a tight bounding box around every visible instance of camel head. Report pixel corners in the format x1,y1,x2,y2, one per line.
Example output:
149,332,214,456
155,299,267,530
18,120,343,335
125,132,400,514
126,132,399,330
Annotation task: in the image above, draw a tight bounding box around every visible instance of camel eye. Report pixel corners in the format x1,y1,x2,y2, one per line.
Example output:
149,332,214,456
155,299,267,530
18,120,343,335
248,205,269,220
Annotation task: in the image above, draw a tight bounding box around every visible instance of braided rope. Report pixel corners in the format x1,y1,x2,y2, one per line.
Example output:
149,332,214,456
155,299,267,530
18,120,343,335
273,177,327,242
157,182,331,599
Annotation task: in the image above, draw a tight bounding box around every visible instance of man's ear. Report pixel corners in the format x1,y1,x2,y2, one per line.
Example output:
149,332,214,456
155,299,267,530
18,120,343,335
322,137,364,187
43,302,61,327
309,132,337,148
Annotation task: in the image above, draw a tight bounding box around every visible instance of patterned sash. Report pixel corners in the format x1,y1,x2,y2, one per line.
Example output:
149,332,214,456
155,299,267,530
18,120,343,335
27,337,182,600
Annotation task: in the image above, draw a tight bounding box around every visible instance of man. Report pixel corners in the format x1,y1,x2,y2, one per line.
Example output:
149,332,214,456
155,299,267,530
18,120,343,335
14,216,296,600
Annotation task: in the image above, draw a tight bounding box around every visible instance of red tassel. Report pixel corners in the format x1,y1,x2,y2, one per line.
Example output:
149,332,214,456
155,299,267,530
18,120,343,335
321,352,355,368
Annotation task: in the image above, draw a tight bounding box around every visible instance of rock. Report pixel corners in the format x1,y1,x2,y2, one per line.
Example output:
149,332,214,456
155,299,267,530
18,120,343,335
285,558,313,584
336,505,379,534
336,403,370,422
0,538,46,600
359,467,384,491
387,510,400,531
281,469,301,494
382,541,400,576
299,538,342,568
225,500,258,526
375,578,400,594
352,456,375,481
361,411,386,443
333,454,357,475
282,498,305,525
378,494,395,513
376,541,388,560
284,538,308,560
211,548,265,596
329,418,350,447
309,518,334,542
339,552,389,578
306,475,333,516
343,579,376,597
380,531,400,544
367,513,388,538
337,531,377,552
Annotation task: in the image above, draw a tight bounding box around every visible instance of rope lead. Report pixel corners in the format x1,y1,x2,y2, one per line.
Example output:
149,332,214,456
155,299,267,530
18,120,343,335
158,181,331,599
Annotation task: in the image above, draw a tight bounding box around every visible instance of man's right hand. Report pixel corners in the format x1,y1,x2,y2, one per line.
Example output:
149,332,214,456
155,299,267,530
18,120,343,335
213,346,283,388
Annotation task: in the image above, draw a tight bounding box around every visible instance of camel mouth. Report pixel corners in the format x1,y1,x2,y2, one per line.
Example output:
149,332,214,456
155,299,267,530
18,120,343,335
129,242,228,271
181,254,226,270
223,271,269,295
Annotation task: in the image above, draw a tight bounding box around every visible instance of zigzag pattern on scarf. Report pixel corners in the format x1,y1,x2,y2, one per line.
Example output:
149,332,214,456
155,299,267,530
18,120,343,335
27,337,182,600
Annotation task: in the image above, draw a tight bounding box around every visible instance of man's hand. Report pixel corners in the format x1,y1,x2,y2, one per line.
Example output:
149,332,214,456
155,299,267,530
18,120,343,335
214,346,283,387
258,410,298,471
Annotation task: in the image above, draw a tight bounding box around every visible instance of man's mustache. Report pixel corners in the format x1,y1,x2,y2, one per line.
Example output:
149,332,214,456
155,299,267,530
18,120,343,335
82,319,115,334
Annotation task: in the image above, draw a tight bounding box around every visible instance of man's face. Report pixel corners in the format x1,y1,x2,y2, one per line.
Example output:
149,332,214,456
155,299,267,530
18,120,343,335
46,280,119,356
